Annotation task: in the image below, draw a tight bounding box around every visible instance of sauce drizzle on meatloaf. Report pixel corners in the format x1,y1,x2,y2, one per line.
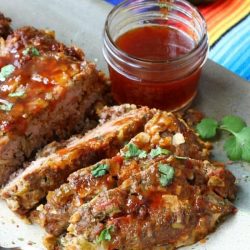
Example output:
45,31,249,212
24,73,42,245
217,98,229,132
0,26,107,185
55,155,236,250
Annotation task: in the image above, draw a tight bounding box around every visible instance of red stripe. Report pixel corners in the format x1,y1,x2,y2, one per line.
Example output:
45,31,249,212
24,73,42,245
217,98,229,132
206,0,243,31
200,0,236,21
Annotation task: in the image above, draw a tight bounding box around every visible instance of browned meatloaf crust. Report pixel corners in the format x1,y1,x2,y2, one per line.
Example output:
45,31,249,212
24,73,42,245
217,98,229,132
54,155,236,250
0,26,106,185
0,12,12,39
1,107,154,214
35,111,211,237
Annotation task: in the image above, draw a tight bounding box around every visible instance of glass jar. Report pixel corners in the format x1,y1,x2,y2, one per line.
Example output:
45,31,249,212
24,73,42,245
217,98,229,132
103,0,209,111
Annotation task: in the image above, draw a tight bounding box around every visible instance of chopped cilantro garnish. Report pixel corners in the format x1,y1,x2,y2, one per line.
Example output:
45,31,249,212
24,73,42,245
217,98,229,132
8,89,25,97
0,64,15,81
23,47,40,56
0,99,13,112
196,115,250,162
138,150,147,159
124,143,147,159
98,226,113,242
158,163,175,187
150,146,170,158
91,163,109,177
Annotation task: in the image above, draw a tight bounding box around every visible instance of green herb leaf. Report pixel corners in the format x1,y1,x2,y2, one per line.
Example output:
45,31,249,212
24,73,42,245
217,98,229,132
138,150,147,159
158,163,175,187
91,163,109,177
124,143,147,159
150,146,170,158
224,127,250,162
0,99,13,112
220,115,247,133
196,118,218,139
23,47,40,56
8,89,26,97
0,64,15,81
98,226,113,242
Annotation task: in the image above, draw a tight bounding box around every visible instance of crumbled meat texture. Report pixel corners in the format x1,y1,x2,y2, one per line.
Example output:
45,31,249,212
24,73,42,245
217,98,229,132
176,109,204,127
0,12,12,39
99,106,205,129
98,104,138,124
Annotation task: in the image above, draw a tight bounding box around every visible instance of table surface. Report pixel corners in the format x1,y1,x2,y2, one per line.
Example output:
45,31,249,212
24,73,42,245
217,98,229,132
0,1,249,250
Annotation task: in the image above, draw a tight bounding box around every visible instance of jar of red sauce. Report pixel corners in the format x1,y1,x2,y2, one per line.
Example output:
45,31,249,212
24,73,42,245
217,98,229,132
103,0,209,111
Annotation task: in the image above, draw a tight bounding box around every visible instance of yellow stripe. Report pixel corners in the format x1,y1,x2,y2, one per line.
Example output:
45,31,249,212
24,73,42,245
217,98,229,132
209,3,250,45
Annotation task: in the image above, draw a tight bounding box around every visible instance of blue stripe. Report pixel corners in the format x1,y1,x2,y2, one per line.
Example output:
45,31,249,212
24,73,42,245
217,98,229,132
239,62,250,81
225,35,249,68
209,16,250,62
229,40,250,72
105,0,123,4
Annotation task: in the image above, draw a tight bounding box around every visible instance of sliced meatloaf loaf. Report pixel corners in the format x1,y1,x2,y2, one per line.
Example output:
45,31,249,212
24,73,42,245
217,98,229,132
1,107,154,214
35,111,211,236
0,26,106,185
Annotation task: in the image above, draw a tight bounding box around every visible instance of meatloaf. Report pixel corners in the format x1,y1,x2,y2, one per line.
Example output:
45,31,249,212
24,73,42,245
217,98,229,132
35,111,211,236
52,154,236,250
0,26,106,185
1,107,154,214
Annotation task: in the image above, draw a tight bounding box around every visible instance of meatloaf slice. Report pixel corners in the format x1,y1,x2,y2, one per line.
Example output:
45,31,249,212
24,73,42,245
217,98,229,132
1,107,154,214
35,111,212,236
54,155,236,250
0,27,106,185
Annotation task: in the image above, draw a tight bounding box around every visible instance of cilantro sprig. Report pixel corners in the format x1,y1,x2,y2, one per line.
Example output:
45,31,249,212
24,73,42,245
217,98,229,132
97,226,113,243
91,163,109,177
158,163,175,187
196,115,250,162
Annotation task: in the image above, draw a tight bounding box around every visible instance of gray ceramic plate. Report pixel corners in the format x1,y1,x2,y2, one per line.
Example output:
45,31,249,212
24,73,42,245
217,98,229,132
0,1,249,249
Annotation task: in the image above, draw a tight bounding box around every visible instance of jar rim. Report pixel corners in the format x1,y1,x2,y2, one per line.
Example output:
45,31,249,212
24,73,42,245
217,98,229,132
104,0,208,64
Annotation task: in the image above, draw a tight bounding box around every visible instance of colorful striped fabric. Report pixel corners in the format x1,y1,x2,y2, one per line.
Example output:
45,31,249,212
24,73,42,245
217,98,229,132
199,0,250,81
105,0,250,81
